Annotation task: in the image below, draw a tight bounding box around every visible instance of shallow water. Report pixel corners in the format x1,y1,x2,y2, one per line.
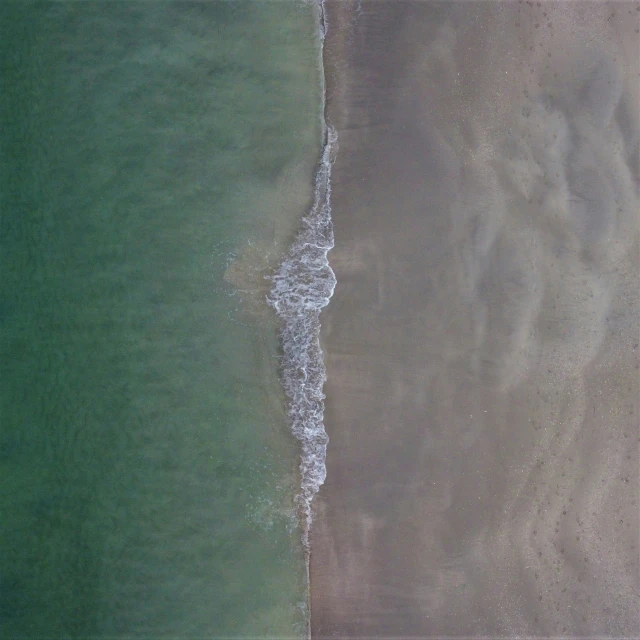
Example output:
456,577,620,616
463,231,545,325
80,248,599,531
0,2,322,636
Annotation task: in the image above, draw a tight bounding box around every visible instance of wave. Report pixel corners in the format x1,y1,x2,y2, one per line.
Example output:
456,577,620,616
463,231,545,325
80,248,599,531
268,118,336,543
268,0,335,551
267,4,335,636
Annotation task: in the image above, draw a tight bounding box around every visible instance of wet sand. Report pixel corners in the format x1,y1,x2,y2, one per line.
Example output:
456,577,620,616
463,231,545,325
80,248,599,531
311,1,639,636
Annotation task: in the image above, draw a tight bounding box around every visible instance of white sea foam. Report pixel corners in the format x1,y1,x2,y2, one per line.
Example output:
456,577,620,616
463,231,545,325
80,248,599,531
267,0,335,553
268,120,337,546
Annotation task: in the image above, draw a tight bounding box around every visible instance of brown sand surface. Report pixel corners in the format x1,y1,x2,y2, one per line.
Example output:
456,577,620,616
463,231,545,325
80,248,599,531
311,1,639,636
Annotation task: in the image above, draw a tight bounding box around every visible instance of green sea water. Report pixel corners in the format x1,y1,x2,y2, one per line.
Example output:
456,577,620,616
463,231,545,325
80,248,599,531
0,2,323,637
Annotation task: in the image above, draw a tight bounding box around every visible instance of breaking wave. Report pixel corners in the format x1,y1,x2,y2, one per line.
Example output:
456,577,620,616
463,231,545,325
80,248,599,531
268,120,337,548
267,1,336,555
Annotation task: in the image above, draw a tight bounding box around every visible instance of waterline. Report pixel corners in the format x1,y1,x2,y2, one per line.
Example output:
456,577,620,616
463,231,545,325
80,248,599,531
267,1,336,635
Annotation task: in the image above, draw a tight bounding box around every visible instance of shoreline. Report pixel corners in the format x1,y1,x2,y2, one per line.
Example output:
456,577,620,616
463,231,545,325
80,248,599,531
268,1,337,635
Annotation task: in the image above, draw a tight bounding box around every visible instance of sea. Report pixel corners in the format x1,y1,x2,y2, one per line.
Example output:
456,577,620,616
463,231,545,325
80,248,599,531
0,1,327,637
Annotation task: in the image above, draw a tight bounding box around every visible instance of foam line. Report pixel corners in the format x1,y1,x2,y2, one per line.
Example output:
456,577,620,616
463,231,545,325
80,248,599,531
266,1,336,636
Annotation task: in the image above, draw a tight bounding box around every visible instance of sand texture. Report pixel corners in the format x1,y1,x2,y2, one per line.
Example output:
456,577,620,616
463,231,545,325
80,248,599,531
311,1,640,636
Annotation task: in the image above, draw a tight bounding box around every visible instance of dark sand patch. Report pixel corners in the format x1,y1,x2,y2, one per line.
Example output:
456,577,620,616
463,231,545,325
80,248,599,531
312,1,639,636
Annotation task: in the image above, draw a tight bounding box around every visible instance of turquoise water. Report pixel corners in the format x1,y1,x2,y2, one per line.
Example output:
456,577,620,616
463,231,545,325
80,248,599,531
0,2,323,637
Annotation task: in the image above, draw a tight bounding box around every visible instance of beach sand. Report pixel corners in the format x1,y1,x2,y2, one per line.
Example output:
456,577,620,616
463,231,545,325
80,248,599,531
311,1,639,636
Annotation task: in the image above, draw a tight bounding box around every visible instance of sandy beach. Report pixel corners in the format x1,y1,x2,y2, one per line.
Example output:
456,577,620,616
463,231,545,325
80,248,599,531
311,1,639,636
